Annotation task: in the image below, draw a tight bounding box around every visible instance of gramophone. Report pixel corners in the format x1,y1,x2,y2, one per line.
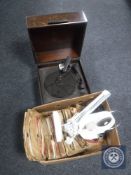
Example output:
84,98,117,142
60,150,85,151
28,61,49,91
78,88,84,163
26,12,90,103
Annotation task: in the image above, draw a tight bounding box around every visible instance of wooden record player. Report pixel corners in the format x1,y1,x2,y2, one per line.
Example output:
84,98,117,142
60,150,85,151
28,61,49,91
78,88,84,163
26,11,90,104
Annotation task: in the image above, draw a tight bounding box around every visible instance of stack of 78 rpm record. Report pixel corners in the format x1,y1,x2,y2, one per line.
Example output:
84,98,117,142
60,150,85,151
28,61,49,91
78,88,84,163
23,103,103,162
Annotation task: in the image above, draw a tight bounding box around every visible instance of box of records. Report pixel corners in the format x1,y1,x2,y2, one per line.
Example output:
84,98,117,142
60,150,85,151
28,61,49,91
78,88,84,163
23,91,120,164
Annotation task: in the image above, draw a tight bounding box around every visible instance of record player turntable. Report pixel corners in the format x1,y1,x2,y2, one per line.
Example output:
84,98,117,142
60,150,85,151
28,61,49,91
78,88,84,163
26,12,90,103
38,56,90,103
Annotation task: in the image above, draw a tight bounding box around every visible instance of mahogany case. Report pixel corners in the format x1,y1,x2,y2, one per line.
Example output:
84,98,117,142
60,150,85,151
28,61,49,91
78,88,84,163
26,11,90,103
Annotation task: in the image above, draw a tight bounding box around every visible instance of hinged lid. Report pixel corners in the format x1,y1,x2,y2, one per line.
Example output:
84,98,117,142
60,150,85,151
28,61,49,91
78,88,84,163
26,11,87,64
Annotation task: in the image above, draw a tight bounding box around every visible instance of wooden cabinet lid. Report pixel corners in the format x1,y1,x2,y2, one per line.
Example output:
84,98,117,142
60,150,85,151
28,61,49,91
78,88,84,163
26,11,88,64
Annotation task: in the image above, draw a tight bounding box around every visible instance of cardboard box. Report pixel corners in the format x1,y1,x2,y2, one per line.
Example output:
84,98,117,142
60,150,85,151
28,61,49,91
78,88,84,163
23,92,120,164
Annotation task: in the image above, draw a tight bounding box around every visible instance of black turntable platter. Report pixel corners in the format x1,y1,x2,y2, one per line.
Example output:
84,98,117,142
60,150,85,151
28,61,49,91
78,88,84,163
38,61,90,103
44,71,76,98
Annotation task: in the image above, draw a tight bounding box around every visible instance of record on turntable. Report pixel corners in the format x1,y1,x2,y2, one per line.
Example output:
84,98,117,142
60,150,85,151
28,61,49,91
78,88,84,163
44,71,76,98
44,57,76,98
38,56,90,103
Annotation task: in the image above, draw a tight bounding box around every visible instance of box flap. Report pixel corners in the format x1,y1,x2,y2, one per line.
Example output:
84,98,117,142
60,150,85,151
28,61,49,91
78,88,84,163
26,11,87,64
